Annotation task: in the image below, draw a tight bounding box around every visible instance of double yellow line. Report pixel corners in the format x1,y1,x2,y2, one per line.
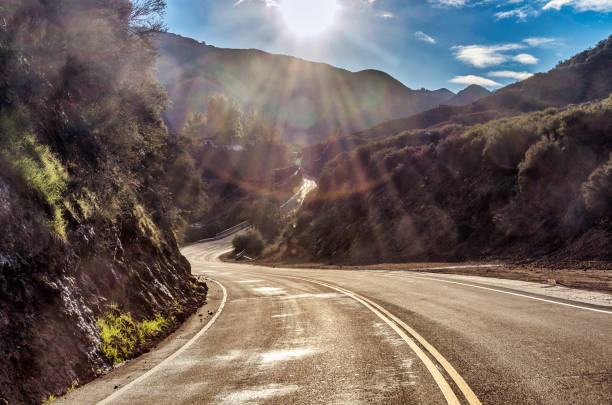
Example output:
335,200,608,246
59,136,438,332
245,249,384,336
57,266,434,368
287,277,481,405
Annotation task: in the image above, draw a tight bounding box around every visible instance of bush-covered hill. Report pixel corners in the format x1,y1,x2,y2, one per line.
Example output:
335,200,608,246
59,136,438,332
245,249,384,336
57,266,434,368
282,96,612,264
153,32,485,146
0,1,206,403
357,35,612,141
301,35,612,178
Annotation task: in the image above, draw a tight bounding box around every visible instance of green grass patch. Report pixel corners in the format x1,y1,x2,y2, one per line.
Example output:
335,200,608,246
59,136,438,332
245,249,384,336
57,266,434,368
41,394,56,404
137,314,169,341
97,310,170,364
1,130,68,238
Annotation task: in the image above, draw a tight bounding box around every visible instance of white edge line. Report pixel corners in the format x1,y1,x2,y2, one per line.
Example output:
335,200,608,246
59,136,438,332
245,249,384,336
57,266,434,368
97,279,228,405
407,275,612,315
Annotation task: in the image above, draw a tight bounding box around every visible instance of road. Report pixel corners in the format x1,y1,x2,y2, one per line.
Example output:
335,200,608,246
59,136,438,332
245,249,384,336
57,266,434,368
59,234,612,405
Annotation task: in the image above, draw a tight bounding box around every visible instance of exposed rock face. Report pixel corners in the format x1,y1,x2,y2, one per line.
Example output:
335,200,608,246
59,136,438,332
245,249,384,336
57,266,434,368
0,178,206,405
0,1,209,403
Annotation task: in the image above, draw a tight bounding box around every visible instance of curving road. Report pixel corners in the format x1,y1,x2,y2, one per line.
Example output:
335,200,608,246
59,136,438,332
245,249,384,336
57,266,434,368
61,234,612,405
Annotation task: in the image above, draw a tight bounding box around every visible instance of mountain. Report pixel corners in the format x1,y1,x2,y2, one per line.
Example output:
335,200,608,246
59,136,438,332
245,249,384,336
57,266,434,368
283,95,612,265
357,34,612,140
154,32,461,146
283,35,612,265
303,35,612,177
445,84,491,106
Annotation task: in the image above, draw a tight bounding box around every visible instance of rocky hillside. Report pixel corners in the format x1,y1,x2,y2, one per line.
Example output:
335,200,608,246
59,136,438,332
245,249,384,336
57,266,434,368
0,1,206,404
153,33,482,146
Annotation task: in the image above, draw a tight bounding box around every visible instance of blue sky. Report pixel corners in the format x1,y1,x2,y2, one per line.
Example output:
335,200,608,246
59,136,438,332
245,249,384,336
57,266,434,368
165,0,612,92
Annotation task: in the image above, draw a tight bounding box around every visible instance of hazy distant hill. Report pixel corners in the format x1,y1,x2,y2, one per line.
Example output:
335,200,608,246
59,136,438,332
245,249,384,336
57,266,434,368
154,33,482,145
357,34,612,140
445,84,491,106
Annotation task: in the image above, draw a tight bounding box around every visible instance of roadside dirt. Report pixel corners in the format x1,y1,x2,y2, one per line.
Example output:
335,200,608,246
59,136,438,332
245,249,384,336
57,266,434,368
250,258,612,295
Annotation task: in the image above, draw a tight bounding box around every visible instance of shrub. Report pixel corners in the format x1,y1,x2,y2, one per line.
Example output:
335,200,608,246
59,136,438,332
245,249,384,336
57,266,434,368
482,121,539,169
247,199,282,241
232,230,265,257
583,155,612,221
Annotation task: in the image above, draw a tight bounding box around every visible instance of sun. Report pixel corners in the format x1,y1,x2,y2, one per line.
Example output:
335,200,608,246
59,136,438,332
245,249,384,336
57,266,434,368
278,0,340,37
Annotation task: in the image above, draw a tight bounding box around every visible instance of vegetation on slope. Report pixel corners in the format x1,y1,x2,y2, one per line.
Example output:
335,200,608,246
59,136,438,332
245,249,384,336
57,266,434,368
97,308,169,364
0,1,207,403
232,230,266,257
172,94,295,243
301,35,612,179
284,96,612,264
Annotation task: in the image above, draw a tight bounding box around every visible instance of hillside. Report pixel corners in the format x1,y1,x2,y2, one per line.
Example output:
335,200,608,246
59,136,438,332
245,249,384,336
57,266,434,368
154,33,475,146
357,34,612,140
279,36,612,265
301,35,612,177
280,96,612,264
0,2,207,403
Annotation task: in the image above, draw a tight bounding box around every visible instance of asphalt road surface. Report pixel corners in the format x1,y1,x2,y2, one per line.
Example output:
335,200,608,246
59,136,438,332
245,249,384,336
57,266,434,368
60,235,612,404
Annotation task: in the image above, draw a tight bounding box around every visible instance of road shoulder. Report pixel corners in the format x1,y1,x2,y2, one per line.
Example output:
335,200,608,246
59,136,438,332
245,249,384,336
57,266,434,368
55,276,225,404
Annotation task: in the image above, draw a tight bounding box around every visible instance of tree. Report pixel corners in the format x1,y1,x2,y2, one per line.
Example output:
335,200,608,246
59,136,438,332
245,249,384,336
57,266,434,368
204,95,243,146
128,0,167,35
182,112,207,141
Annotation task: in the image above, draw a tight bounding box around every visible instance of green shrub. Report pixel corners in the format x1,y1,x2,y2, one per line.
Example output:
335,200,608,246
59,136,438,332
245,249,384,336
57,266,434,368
232,230,265,257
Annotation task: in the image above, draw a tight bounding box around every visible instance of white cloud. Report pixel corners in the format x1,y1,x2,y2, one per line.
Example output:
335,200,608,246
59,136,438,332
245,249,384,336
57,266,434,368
488,70,534,80
452,43,525,67
513,53,539,64
427,0,612,13
429,0,470,7
543,0,612,11
415,31,436,44
495,4,542,20
450,75,502,87
378,12,395,18
495,8,527,19
523,37,558,47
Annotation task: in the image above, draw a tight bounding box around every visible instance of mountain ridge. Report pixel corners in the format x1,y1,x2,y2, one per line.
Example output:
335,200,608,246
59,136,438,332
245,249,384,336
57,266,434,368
445,84,491,106
356,34,612,140
154,32,488,145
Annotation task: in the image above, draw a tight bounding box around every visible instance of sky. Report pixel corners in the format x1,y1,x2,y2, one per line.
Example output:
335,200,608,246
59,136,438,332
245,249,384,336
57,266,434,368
165,0,612,92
